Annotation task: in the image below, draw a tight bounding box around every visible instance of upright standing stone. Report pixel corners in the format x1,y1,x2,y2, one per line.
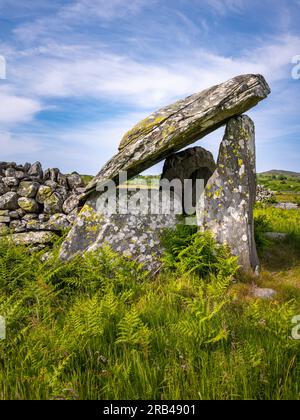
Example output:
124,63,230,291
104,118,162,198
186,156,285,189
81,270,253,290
197,115,259,273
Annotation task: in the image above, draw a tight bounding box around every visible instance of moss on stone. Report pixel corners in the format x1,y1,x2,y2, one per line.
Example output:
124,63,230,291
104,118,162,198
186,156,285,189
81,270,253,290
119,115,167,150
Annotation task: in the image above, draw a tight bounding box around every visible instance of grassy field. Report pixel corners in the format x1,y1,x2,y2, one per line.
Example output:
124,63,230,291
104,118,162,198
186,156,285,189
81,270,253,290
0,205,300,400
258,172,300,203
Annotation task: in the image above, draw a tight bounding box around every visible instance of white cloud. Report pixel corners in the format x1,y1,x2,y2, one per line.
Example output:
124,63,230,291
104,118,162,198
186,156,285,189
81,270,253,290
60,0,147,21
0,87,42,125
7,34,300,111
0,130,41,158
204,0,246,15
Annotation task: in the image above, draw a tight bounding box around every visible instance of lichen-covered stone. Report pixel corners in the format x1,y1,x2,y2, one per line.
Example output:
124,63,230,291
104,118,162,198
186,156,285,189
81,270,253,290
0,192,19,210
2,177,19,188
17,181,40,198
9,211,20,220
0,210,9,216
28,161,43,179
10,220,27,233
0,182,9,195
60,191,179,272
63,194,80,214
46,213,70,231
18,197,39,213
36,185,53,204
67,172,84,190
86,74,270,194
251,287,277,299
10,231,58,246
43,192,63,214
23,213,38,221
197,115,259,273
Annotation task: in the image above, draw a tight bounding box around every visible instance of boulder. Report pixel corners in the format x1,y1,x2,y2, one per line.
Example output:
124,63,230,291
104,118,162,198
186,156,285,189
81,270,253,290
5,168,16,177
86,74,270,194
17,181,40,198
60,191,179,271
197,115,259,273
264,232,288,241
0,182,9,195
252,287,277,300
10,231,58,246
161,147,216,210
63,194,80,214
36,185,53,204
18,197,39,213
0,210,9,216
28,161,43,179
275,202,298,210
23,213,38,221
9,211,20,220
43,168,60,182
2,177,19,188
0,192,19,210
67,172,84,190
46,213,70,231
43,192,63,214
10,220,27,233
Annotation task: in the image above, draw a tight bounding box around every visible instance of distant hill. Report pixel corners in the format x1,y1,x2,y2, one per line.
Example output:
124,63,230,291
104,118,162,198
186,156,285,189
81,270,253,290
259,170,300,179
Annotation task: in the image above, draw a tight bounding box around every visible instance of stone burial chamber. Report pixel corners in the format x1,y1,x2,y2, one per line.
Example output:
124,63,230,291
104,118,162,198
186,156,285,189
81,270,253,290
60,74,271,274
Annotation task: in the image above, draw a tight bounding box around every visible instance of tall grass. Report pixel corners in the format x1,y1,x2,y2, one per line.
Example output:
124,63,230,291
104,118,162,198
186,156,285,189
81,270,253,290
0,214,300,400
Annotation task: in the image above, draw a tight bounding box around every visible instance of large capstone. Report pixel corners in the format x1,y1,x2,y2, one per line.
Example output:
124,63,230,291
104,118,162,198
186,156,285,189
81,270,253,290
197,115,259,273
86,74,270,194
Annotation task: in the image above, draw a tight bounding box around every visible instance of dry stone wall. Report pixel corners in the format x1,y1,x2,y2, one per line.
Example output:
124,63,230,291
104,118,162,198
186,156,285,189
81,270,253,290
0,161,84,244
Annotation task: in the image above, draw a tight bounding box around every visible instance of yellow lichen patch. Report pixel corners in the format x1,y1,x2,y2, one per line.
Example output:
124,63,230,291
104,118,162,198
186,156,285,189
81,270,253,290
119,115,167,150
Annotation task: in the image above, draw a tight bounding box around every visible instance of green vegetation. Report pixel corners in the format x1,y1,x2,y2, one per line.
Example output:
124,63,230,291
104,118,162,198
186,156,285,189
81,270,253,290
1,207,300,400
253,207,300,304
258,171,300,203
80,174,94,186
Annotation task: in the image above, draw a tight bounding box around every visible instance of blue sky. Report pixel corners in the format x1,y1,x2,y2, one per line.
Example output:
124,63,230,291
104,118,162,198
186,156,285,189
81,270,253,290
0,0,300,175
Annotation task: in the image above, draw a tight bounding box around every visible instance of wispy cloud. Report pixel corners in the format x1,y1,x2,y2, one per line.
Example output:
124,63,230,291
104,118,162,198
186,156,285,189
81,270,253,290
204,0,246,15
0,87,42,125
7,35,300,110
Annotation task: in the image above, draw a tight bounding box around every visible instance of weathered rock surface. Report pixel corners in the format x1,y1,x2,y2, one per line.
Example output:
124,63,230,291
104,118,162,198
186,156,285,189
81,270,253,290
197,115,259,273
275,202,298,210
18,197,39,213
17,181,40,198
251,287,277,300
264,232,288,241
0,161,84,242
62,75,270,272
60,191,179,271
0,192,19,210
256,184,275,203
10,231,58,246
161,147,216,210
86,74,270,194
